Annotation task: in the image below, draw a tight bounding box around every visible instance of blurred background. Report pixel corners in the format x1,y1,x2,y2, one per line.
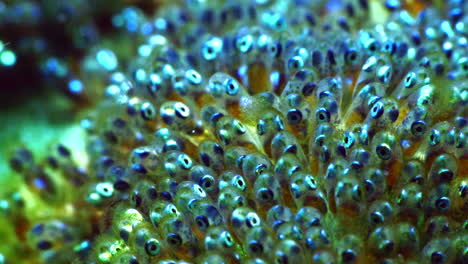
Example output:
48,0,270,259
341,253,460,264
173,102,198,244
0,0,163,188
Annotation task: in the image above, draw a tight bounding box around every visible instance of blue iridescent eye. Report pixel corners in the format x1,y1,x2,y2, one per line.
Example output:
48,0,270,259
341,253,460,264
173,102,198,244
343,132,355,148
337,17,350,31
202,37,223,61
370,101,384,118
141,102,156,120
257,119,267,136
315,108,330,123
236,34,253,53
287,56,304,72
455,130,466,148
434,195,450,211
287,109,302,125
262,12,285,30
368,201,393,225
223,78,240,95
177,153,192,169
195,215,209,230
382,40,396,54
411,120,427,136
431,251,446,264
363,36,379,53
429,129,441,146
457,57,468,74
185,69,202,85
166,233,182,247
96,182,114,198
145,238,161,256
341,249,357,263
344,49,358,64
376,143,392,160
302,82,316,97
368,226,395,256
148,73,162,96
36,240,52,250
268,41,282,57
257,187,274,202
377,65,392,83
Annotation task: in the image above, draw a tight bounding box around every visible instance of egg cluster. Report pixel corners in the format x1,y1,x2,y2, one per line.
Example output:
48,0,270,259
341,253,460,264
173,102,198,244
2,0,467,263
